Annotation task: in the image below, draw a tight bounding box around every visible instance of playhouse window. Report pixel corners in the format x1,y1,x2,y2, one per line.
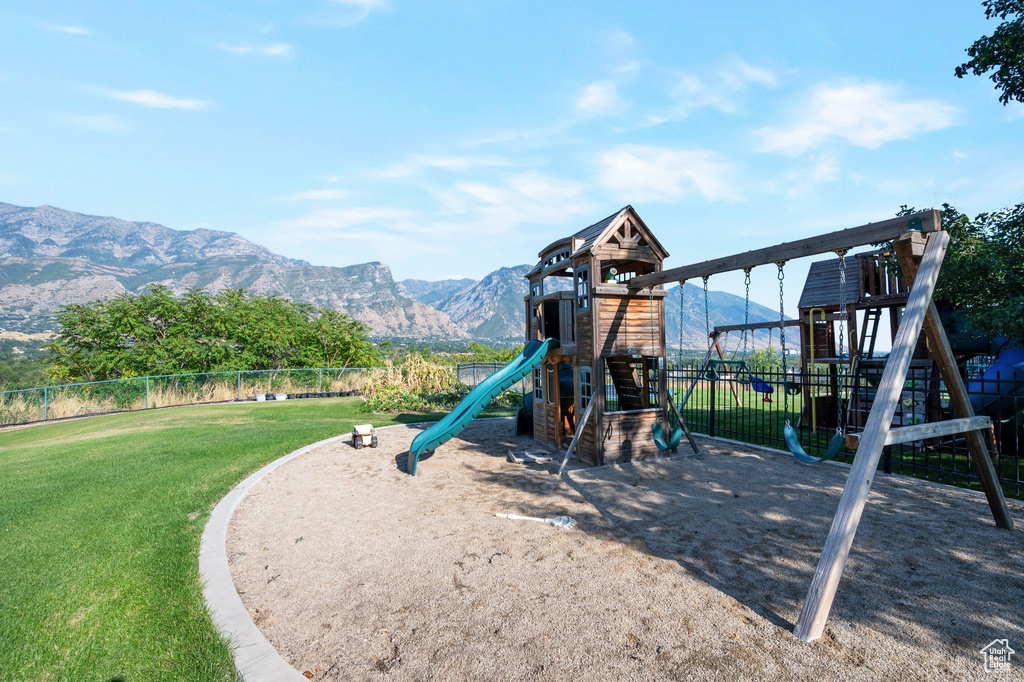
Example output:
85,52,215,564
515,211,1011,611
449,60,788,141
545,363,556,405
575,266,590,311
531,281,543,300
533,367,543,400
579,367,593,411
543,247,571,270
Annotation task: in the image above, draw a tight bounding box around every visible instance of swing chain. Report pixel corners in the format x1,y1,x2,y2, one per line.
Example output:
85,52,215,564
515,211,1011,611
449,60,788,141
678,280,685,370
835,249,848,436
777,262,789,421
742,268,751,358
702,276,711,349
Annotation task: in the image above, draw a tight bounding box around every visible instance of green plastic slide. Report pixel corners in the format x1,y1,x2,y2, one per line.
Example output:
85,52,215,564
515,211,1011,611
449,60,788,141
407,337,559,475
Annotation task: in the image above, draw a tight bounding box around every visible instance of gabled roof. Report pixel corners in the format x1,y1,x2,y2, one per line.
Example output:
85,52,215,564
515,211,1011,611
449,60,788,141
571,206,629,254
572,205,669,259
526,206,669,278
797,257,862,309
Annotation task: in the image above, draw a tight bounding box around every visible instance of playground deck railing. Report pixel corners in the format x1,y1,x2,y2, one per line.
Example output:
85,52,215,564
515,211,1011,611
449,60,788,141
0,368,380,427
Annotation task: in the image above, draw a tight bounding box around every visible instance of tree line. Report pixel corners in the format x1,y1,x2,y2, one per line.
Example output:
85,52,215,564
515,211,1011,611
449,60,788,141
44,285,382,382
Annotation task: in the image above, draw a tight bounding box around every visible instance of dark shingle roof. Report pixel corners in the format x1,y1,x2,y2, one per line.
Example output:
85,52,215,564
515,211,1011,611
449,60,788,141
571,206,630,256
797,257,862,309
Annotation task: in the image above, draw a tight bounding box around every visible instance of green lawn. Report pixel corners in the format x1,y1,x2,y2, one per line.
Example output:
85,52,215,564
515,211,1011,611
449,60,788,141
675,384,1023,499
0,398,492,681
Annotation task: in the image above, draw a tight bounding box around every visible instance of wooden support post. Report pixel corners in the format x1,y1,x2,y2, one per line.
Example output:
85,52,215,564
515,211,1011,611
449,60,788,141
668,391,701,454
713,337,742,407
793,230,949,642
893,236,1014,531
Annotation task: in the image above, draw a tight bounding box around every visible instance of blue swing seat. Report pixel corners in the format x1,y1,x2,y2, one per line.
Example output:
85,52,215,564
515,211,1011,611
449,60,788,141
749,377,774,394
783,422,844,464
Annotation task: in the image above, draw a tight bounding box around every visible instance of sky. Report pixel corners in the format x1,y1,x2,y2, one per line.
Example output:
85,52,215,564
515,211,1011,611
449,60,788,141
1,0,1022,314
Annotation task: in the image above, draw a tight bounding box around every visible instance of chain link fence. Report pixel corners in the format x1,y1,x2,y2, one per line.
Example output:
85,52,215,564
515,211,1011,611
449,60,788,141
0,368,378,427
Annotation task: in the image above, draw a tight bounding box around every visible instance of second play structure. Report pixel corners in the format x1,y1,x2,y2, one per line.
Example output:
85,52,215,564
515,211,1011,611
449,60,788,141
727,245,1024,438
406,205,1014,645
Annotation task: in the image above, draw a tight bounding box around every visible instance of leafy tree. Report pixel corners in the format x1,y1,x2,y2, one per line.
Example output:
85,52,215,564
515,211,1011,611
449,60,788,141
956,0,1024,104
897,203,1024,347
746,346,782,373
463,342,524,363
44,285,381,381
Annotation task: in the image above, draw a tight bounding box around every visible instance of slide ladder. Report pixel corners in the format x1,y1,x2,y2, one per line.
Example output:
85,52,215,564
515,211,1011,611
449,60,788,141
408,338,559,475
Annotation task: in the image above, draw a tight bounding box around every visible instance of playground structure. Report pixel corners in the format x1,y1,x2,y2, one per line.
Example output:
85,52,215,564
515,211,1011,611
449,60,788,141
627,208,1015,641
407,205,1015,642
522,207,683,466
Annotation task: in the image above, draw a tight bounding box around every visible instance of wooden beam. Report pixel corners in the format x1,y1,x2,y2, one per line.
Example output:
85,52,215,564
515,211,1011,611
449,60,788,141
713,313,843,334
713,319,801,333
843,415,992,449
667,391,700,454
559,398,595,476
792,229,948,643
630,211,940,288
893,235,1014,531
713,337,742,407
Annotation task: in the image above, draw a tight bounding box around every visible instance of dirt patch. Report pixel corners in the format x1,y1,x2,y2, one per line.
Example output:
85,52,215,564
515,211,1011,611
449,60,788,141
228,419,1024,681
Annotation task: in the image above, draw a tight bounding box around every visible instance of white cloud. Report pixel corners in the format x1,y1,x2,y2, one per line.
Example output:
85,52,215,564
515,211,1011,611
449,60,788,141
755,82,956,155
302,0,388,27
59,114,127,133
274,172,592,264
45,24,89,35
104,89,208,110
575,80,621,116
598,144,739,202
664,58,777,118
218,42,293,58
281,206,417,232
286,189,349,201
375,154,512,179
812,154,839,182
453,172,592,228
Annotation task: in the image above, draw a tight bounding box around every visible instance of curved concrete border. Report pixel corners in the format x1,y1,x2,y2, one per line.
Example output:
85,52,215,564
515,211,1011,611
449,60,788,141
199,433,354,681
199,417,517,680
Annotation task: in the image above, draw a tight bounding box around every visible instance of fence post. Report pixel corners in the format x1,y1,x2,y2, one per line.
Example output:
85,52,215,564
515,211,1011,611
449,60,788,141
43,387,48,421
709,376,716,438
318,368,323,393
237,371,241,401
146,377,150,409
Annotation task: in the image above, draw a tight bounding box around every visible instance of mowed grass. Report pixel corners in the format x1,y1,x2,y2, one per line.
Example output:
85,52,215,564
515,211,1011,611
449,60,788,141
0,398,492,681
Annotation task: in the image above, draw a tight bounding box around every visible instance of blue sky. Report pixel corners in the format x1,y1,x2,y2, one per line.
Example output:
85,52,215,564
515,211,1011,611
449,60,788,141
2,0,1022,311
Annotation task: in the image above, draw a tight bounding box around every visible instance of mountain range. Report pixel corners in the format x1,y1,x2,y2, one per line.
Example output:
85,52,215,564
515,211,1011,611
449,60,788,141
0,201,789,347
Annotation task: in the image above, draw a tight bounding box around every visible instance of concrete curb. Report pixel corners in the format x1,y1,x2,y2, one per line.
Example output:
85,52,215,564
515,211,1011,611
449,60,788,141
200,433,354,681
198,418,515,680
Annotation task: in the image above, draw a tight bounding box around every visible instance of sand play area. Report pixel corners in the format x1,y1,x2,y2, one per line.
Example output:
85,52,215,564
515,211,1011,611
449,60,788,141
226,418,1024,680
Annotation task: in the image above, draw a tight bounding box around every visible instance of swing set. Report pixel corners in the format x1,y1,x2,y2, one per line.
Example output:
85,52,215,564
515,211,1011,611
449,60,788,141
628,210,1014,642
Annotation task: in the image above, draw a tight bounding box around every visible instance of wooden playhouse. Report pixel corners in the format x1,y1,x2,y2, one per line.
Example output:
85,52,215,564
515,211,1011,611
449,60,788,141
523,206,673,465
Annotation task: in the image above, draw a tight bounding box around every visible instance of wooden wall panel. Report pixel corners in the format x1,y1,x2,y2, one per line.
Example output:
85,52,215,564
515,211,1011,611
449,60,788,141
600,411,661,463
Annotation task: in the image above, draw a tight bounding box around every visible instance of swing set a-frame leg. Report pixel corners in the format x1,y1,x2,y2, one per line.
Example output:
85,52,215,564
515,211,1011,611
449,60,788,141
893,237,1013,531
713,337,743,407
792,230,964,642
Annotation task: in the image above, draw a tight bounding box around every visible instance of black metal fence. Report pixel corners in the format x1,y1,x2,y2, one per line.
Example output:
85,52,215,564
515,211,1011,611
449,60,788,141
668,364,1023,499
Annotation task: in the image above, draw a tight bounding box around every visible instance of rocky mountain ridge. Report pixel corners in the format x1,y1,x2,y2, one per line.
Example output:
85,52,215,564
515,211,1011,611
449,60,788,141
0,201,790,346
